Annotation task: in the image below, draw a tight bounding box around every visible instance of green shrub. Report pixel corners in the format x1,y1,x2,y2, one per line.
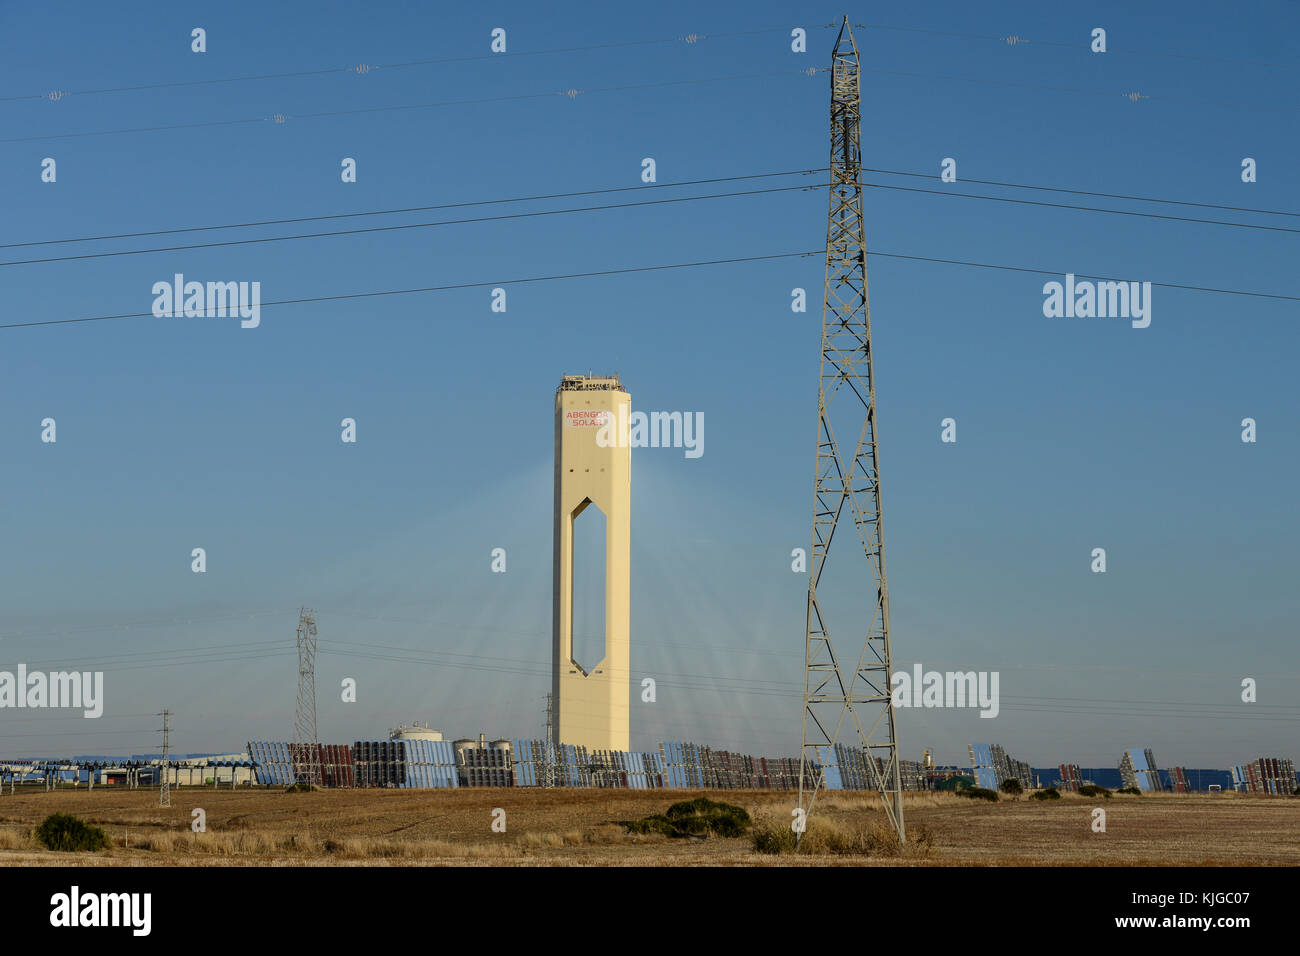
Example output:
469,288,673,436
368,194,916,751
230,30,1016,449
1079,785,1112,798
1117,786,1142,795
33,813,109,852
1030,787,1061,800
956,787,999,802
667,797,751,837
999,778,1023,795
623,815,677,837
623,797,751,839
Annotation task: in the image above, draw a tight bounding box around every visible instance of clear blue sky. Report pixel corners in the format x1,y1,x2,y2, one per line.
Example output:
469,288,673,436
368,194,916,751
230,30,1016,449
1,1,1296,768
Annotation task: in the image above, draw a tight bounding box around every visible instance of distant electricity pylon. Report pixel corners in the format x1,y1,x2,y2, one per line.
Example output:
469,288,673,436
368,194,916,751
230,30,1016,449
799,16,905,845
157,709,171,808
293,608,322,786
541,693,557,789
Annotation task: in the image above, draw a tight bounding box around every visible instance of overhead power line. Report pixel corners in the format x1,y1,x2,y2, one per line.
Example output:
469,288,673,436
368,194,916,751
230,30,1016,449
0,251,817,330
4,172,1294,272
867,250,1299,301
2,25,820,105
8,626,1300,722
862,167,1300,219
860,180,1300,235
860,64,1300,114
851,21,1300,70
0,168,826,251
2,248,1293,332
12,174,1282,273
4,165,1294,267
0,68,826,145
0,183,819,268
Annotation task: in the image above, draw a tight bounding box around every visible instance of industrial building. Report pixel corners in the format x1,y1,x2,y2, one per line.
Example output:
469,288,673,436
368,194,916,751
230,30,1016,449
0,754,253,791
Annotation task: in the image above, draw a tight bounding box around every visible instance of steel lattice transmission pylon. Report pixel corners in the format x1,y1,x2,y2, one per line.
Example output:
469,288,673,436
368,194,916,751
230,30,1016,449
157,708,171,808
798,16,904,845
293,607,322,786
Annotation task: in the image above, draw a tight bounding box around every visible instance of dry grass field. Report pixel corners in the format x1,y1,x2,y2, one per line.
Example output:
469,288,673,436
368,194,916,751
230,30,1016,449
0,786,1295,866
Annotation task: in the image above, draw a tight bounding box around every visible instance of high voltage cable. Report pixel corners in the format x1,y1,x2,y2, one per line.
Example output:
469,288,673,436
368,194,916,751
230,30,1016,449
860,180,1300,235
3,178,1292,273
4,175,1294,272
9,597,1280,681
860,64,1300,113
0,252,817,330
1,25,816,105
0,184,819,268
866,251,1299,301
6,20,1289,111
851,21,1300,70
0,168,825,251
862,167,1300,219
0,607,290,641
5,160,1290,261
0,68,825,145
320,608,1300,681
10,630,1298,722
6,620,1296,726
2,248,1295,332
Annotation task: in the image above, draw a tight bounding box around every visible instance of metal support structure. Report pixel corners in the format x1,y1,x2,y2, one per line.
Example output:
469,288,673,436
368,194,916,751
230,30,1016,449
798,16,905,845
158,709,171,807
540,694,557,789
293,608,322,786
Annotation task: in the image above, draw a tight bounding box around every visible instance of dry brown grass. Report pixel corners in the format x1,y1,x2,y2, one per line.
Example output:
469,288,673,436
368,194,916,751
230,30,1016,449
752,805,934,858
0,786,1293,866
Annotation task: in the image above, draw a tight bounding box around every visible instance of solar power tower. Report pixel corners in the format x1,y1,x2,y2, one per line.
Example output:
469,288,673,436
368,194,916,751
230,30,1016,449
293,607,322,786
798,16,905,845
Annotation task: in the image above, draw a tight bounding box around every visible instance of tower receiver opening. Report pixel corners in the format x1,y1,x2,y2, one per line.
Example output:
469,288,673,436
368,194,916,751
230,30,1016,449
570,499,607,676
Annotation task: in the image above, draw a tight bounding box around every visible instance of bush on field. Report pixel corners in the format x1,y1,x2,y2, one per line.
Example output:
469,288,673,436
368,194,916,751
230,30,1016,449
956,787,999,802
623,797,751,839
1030,787,1061,800
1117,787,1142,795
623,815,678,837
999,778,1023,796
33,813,109,852
1078,785,1112,798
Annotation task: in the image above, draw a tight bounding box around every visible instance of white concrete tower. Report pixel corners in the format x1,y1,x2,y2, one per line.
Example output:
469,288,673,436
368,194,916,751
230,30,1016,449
552,374,630,752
